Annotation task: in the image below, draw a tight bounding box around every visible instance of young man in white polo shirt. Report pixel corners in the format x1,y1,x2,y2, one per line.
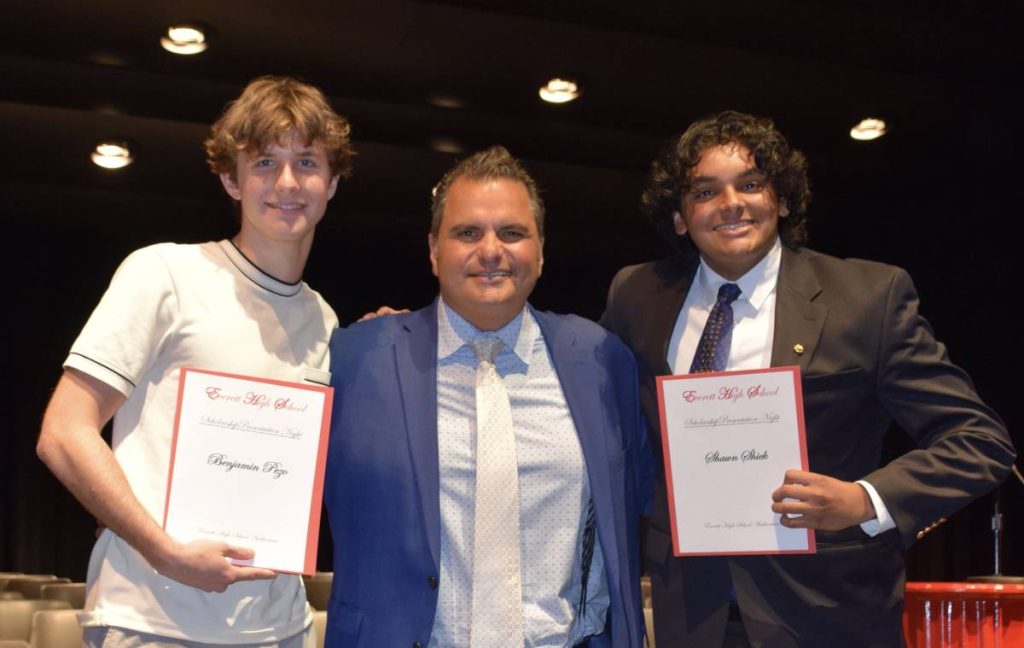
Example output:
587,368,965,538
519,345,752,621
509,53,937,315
37,75,353,647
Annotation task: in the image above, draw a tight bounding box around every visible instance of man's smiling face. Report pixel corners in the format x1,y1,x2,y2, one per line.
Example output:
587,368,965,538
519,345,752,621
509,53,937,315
429,176,543,331
674,142,787,280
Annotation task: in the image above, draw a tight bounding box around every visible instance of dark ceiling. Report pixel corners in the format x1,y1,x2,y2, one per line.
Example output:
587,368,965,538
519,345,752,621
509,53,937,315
4,1,1021,577
3,1,1015,313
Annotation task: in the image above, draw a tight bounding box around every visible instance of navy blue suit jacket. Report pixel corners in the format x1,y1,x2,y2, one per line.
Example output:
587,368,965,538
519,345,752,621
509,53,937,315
324,302,652,648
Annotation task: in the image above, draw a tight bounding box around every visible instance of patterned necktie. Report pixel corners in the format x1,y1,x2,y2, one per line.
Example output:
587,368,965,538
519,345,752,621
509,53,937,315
690,283,742,373
468,338,524,647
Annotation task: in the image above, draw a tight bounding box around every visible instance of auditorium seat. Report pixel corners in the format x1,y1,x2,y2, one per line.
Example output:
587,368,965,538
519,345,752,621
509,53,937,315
641,574,653,645
39,583,85,609
644,607,656,648
0,600,71,641
3,577,69,600
312,610,327,648
0,640,30,648
302,572,332,611
0,592,23,601
29,609,83,648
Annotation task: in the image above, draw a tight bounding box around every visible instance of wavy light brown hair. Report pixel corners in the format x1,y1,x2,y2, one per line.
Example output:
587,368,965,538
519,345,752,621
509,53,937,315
205,76,354,180
642,111,811,252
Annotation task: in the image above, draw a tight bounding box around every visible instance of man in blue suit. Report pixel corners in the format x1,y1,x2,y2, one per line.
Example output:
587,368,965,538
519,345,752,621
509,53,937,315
324,146,651,648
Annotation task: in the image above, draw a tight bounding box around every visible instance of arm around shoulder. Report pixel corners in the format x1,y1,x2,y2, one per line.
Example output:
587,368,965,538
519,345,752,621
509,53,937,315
598,264,636,334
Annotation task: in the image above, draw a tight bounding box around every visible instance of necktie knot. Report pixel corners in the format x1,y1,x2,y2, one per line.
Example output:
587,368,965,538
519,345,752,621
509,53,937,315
470,338,503,365
690,282,742,374
717,282,741,305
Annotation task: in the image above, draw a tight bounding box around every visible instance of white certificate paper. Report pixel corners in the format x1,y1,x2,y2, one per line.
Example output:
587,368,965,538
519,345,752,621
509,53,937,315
162,368,333,574
656,366,814,556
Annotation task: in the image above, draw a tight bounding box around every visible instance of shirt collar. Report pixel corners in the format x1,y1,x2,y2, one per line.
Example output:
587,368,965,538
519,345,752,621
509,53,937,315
696,237,781,312
436,298,537,370
217,239,304,297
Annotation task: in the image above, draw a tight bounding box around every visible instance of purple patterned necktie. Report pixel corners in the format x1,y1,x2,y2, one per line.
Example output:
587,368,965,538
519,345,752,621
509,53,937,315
690,283,742,373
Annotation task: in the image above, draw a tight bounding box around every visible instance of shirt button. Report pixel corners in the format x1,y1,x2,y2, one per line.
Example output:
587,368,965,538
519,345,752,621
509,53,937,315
428,575,438,588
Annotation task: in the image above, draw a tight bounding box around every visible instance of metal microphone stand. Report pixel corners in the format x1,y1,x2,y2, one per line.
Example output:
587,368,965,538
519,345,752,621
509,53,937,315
968,465,1024,584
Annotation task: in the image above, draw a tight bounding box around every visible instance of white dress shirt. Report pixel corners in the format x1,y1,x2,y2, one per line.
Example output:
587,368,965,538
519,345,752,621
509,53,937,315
667,239,894,536
430,300,609,647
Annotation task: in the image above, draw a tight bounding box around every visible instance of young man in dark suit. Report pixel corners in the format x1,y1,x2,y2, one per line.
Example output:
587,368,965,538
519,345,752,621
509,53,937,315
601,111,1015,647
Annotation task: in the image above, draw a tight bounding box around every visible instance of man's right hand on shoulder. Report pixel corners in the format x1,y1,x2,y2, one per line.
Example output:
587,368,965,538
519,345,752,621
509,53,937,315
356,305,409,322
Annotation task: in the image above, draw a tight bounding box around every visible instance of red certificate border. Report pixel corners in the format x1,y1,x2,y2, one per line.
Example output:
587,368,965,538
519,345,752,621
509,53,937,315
164,367,334,575
656,366,814,557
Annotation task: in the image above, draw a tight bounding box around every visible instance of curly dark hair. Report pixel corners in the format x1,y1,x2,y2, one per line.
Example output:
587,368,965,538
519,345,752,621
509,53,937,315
641,111,811,252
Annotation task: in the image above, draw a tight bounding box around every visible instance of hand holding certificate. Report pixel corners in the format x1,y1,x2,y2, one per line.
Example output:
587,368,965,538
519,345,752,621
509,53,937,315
163,368,332,574
657,366,814,556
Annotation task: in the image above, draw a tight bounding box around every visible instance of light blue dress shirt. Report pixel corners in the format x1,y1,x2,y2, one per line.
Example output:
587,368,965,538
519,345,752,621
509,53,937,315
429,300,609,647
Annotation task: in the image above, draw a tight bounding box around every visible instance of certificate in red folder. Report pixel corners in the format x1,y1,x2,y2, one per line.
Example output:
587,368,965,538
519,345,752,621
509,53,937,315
656,366,814,556
163,368,333,574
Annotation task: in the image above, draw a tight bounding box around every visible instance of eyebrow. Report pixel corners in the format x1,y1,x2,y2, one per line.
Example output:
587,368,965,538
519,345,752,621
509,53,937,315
444,221,531,233
258,146,318,156
445,222,477,232
691,167,766,184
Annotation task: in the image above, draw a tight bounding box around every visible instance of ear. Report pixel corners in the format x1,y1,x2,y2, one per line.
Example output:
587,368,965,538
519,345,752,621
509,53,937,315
327,175,340,200
537,238,544,278
672,211,688,236
428,233,440,277
220,172,242,201
779,199,790,218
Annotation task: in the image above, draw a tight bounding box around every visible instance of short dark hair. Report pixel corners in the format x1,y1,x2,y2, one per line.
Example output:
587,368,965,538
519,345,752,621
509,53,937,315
430,145,545,238
205,75,354,180
641,110,811,252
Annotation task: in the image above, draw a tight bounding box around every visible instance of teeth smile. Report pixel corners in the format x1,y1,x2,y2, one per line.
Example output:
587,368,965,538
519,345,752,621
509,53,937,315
715,222,751,231
475,271,511,278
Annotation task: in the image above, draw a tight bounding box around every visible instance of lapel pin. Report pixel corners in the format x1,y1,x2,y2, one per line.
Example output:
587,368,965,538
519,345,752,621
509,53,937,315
793,344,805,355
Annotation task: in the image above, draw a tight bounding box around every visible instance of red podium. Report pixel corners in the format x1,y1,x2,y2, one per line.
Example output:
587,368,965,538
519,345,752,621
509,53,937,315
903,582,1024,647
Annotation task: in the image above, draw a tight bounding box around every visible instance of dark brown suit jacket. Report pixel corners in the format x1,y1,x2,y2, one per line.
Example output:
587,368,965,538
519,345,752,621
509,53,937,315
601,246,1015,647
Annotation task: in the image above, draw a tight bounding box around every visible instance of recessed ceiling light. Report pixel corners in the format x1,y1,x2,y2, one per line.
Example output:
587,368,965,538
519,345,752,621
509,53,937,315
160,24,207,55
430,138,464,154
850,117,887,141
89,53,127,67
539,78,580,104
429,95,465,110
91,141,133,169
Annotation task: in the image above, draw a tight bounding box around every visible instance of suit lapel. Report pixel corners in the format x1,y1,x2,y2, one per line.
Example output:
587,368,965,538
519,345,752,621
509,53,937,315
394,304,442,568
771,247,826,371
641,256,699,375
534,309,625,597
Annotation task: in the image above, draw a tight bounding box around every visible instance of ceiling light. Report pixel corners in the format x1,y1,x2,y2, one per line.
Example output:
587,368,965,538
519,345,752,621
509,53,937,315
430,138,464,154
160,25,207,55
429,95,465,110
539,78,580,104
89,53,127,67
91,141,133,169
850,117,887,141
